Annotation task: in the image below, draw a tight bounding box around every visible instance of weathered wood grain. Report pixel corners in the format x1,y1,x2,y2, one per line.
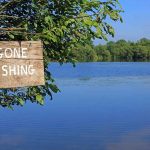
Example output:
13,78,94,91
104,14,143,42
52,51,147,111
0,41,43,59
0,41,45,88
0,59,45,88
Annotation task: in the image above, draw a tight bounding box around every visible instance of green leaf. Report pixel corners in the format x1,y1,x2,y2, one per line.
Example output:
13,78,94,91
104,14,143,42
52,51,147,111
18,98,24,106
8,34,14,39
49,84,60,93
36,94,44,105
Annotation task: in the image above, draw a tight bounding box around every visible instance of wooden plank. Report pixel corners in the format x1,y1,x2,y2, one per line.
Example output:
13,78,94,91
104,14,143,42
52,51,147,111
0,41,45,88
0,59,45,88
0,41,43,59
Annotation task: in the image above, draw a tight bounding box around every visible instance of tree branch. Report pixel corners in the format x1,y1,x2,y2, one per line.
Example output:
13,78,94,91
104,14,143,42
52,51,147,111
0,14,19,19
0,27,26,31
0,0,24,13
0,30,41,35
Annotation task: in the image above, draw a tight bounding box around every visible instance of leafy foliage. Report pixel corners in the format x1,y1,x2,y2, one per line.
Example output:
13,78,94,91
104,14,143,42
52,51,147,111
0,0,122,108
94,38,150,62
73,38,150,62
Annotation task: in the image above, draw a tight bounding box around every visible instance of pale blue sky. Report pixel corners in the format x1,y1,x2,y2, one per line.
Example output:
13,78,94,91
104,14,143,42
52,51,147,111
94,0,150,45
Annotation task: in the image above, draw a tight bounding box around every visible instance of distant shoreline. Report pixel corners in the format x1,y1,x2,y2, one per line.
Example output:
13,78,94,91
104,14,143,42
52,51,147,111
71,38,150,62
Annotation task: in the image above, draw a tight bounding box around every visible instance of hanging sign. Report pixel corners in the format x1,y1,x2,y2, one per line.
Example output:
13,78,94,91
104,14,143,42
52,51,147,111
0,41,45,88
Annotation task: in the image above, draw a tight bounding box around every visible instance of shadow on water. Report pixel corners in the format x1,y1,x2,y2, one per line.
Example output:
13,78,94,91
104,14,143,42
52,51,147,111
78,77,91,81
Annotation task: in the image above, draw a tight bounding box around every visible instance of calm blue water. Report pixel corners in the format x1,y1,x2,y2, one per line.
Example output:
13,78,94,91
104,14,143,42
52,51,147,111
1,62,150,150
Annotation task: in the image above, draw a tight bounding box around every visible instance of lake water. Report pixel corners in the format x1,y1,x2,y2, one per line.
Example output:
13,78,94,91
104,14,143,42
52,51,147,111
1,62,150,150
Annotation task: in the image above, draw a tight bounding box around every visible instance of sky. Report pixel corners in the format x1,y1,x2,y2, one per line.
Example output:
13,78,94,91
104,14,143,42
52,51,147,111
94,0,150,45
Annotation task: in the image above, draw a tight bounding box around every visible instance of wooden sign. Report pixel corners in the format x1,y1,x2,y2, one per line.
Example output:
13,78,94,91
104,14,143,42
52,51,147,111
0,41,45,88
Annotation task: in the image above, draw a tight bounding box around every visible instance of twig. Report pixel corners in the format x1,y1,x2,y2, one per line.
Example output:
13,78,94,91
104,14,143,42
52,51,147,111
0,14,19,19
0,30,41,35
0,0,23,13
0,28,26,31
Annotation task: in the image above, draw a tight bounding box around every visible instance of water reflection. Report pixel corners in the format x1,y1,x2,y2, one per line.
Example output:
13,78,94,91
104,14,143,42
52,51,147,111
107,128,150,150
0,134,24,147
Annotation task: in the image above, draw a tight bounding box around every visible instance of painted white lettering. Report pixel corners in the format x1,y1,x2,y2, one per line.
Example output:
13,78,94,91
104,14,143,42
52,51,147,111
9,65,16,76
28,65,35,75
21,48,28,58
5,48,13,58
20,65,28,75
2,65,36,76
17,65,20,75
14,48,21,58
0,48,3,59
2,65,8,76
0,48,28,58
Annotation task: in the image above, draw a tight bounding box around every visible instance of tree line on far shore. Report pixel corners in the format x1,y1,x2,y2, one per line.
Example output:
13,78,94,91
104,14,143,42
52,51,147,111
72,38,150,62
